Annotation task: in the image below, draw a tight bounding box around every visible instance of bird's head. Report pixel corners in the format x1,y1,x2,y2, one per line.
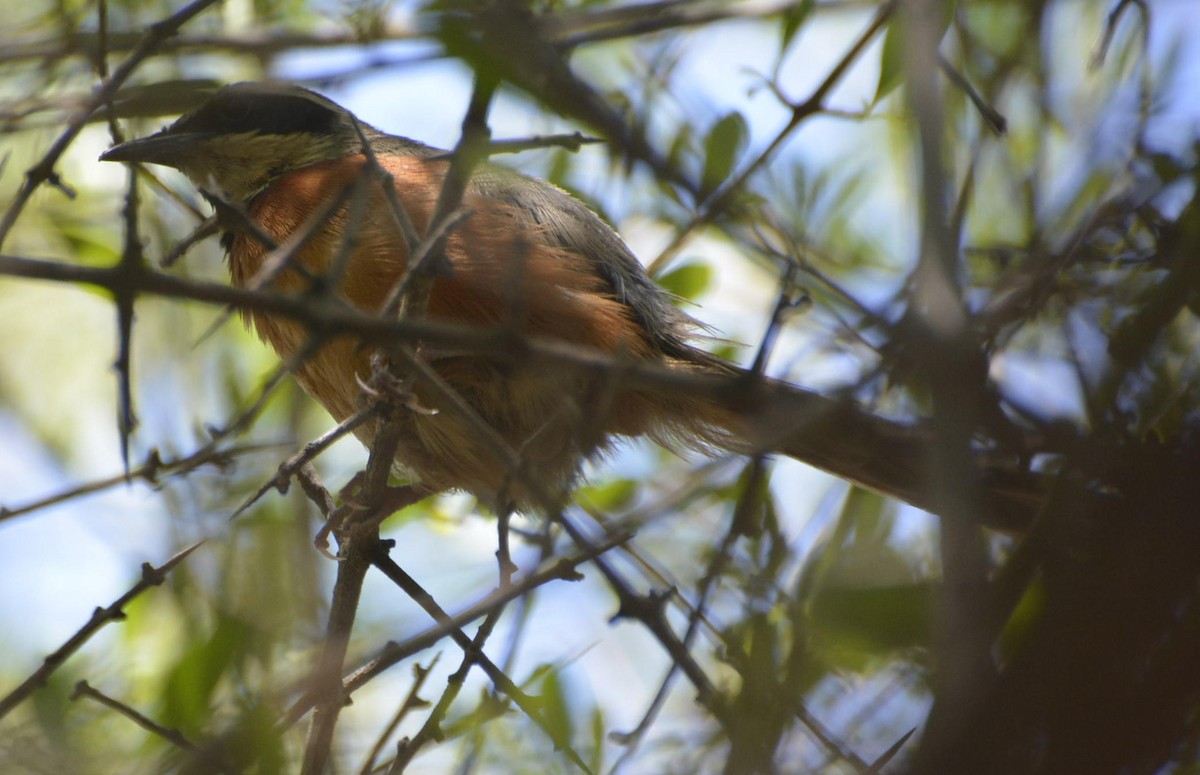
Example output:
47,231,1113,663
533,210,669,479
100,82,367,202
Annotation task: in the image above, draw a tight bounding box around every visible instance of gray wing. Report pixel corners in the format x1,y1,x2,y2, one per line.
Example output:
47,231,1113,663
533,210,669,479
470,164,703,357
371,129,710,360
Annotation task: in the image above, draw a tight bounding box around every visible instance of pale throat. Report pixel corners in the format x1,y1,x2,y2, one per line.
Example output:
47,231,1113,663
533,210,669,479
176,132,350,203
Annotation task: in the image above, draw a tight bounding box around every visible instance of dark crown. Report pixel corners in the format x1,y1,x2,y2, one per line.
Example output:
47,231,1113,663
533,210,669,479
171,82,347,137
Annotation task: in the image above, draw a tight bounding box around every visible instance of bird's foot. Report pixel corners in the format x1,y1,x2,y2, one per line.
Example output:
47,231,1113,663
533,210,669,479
313,478,430,559
358,351,439,416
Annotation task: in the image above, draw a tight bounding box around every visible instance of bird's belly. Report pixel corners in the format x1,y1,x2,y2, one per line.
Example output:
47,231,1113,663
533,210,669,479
226,155,727,511
250,311,607,510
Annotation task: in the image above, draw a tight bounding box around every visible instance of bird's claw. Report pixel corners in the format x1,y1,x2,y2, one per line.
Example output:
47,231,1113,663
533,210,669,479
357,357,439,416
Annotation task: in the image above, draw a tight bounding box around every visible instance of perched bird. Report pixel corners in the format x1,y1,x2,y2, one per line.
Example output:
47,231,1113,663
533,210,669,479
100,82,755,514
101,82,1035,526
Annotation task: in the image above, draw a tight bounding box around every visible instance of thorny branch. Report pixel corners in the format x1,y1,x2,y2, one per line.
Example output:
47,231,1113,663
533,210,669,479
0,251,1046,527
0,0,221,248
71,680,197,753
4,0,1187,771
0,542,204,721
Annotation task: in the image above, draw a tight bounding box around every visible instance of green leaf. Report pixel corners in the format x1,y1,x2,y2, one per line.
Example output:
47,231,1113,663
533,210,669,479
50,212,121,268
700,111,748,199
547,147,574,187
589,706,606,774
874,1,957,103
667,122,694,170
161,614,249,735
657,260,713,301
998,575,1046,659
875,20,905,103
33,668,79,746
578,477,639,511
795,486,893,604
810,582,935,658
711,343,741,362
779,0,816,52
538,668,574,752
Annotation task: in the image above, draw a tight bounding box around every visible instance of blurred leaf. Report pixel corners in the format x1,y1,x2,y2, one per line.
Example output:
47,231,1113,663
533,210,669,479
661,123,696,210
875,21,905,104
810,582,935,659
998,574,1046,660
578,477,638,511
961,1,1026,60
538,668,574,753
711,342,741,362
49,212,121,268
546,147,574,188
233,702,288,775
795,486,894,604
161,614,249,735
32,668,79,748
657,260,713,301
700,111,747,199
588,706,605,774
667,122,694,171
109,79,223,120
723,609,792,773
874,1,956,103
779,0,815,52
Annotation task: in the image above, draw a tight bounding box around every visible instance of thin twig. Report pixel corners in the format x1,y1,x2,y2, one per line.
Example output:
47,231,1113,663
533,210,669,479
161,215,219,267
300,389,409,774
0,28,420,66
367,540,593,774
278,531,627,730
384,74,498,320
359,657,438,775
300,533,375,774
482,132,604,156
1090,0,1148,70
113,160,143,474
937,55,1006,135
0,542,204,721
0,0,222,249
0,251,1045,525
1,443,266,525
231,404,378,520
71,680,196,751
647,1,895,274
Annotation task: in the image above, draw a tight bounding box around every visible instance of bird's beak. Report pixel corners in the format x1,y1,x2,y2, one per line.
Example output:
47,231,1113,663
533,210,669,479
100,131,211,167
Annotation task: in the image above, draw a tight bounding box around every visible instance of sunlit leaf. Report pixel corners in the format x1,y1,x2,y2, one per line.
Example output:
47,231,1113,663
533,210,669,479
700,111,748,199
588,705,605,773
998,574,1047,659
578,477,639,511
779,0,816,53
538,668,574,753
874,1,957,103
656,260,713,301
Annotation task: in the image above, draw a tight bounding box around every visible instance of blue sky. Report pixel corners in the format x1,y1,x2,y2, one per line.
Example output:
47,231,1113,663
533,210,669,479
2,1,1200,767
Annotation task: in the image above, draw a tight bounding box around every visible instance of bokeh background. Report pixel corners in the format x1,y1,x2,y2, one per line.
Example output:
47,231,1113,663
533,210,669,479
3,1,1200,773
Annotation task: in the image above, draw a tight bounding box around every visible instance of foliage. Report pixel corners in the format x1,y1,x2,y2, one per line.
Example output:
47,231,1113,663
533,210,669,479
2,0,1199,773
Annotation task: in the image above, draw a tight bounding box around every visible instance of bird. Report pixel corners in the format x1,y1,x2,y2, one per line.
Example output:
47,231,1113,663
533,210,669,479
100,82,1037,527
100,82,756,515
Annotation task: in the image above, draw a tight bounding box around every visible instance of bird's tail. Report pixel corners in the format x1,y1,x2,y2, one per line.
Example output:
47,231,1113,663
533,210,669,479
651,349,1040,532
